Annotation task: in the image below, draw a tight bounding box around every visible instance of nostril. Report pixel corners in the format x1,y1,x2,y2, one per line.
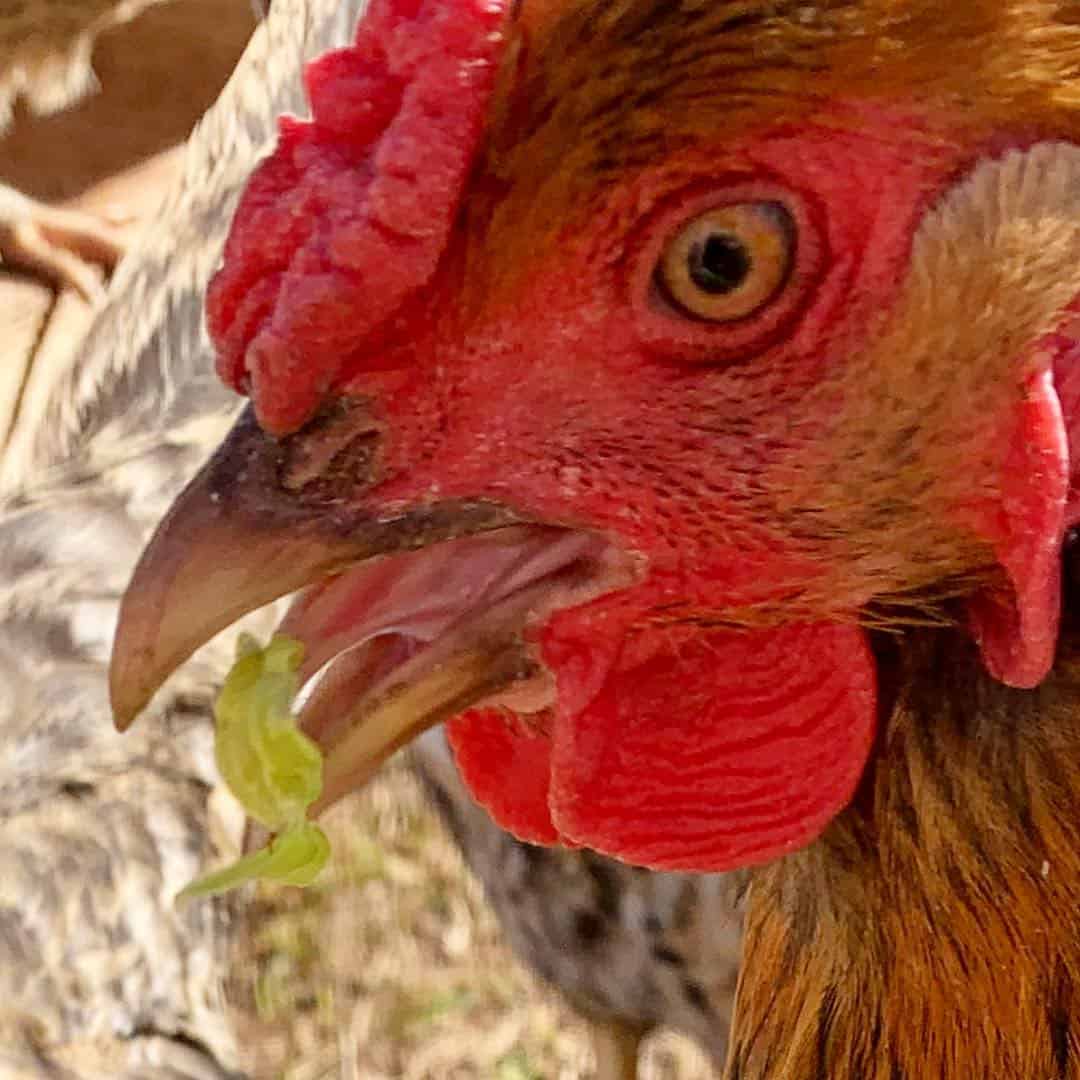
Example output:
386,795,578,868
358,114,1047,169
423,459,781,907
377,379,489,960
279,399,384,501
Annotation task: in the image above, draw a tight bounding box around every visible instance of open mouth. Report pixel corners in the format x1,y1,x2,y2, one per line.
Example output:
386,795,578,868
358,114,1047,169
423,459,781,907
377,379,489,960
107,406,634,829
277,526,634,814
109,407,881,870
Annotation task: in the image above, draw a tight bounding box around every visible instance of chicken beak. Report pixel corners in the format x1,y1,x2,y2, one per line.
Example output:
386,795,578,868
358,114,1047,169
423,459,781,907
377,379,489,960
304,644,533,815
109,404,518,732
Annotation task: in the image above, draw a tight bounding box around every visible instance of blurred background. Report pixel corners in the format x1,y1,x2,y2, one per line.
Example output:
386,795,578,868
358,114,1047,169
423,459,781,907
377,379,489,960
0,2,717,1076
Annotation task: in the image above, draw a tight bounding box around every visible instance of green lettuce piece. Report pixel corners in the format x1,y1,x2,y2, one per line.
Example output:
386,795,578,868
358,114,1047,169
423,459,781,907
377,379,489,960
179,633,331,902
213,633,322,828
178,822,330,901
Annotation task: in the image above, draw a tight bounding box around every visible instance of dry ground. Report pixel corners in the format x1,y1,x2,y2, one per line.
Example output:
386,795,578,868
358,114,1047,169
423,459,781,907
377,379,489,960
227,758,718,1079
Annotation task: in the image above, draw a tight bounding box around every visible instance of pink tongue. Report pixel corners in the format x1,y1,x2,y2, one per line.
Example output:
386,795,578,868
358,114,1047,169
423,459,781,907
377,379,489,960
280,529,595,684
206,0,510,435
450,620,877,871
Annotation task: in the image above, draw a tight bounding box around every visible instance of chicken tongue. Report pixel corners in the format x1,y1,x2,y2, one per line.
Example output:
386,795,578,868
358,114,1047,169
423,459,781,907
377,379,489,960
283,528,605,685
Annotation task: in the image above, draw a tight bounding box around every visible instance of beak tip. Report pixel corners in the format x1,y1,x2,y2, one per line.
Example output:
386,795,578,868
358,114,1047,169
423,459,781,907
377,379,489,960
108,663,146,732
109,615,161,731
112,711,135,733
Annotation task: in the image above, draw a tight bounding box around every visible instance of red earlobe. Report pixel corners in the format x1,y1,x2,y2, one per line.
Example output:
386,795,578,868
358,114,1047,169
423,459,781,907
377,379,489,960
967,367,1069,688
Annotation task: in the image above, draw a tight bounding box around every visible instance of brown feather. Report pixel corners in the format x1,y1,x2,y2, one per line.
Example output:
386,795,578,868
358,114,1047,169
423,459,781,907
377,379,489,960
730,616,1080,1079
472,1,1080,298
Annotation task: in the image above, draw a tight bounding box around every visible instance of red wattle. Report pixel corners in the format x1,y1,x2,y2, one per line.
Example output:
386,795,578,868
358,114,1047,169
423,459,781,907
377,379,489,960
205,0,510,435
449,620,877,872
447,709,560,845
548,620,876,870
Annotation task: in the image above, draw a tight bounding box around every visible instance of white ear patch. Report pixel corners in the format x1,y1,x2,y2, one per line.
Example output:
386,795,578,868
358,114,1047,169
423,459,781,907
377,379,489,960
909,142,1080,348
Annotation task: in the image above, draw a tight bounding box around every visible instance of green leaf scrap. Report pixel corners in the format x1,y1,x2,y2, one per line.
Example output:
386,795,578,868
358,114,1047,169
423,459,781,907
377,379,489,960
180,633,331,901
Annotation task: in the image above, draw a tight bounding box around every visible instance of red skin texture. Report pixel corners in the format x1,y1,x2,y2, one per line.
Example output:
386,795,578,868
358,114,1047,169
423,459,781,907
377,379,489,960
206,3,1075,867
451,619,876,868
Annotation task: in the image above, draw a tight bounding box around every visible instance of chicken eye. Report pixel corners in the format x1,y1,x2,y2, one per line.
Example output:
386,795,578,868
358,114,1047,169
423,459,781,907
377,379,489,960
656,202,795,322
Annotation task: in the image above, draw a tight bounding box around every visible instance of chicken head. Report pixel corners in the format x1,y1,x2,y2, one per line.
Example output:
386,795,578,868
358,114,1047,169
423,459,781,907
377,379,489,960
111,0,1080,873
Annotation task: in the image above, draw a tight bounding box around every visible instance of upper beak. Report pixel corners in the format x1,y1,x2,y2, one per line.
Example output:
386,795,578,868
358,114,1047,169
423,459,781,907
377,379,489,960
109,404,517,731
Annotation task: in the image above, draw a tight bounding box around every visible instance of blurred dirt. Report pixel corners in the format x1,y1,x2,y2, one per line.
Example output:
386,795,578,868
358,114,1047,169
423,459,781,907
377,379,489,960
227,758,717,1080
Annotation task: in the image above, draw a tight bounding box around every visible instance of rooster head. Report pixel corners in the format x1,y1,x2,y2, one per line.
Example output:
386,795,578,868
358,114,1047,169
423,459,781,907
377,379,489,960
110,0,1080,871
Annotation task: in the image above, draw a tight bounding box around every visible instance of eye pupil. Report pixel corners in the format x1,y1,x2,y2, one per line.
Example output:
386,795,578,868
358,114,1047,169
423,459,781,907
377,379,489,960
689,233,752,295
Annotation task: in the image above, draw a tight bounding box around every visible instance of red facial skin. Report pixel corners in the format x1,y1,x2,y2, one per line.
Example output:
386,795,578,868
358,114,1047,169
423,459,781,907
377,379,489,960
339,121,954,865
206,0,1075,869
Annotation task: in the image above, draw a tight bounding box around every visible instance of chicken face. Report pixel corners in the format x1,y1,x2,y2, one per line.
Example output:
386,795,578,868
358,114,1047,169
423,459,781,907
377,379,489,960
111,0,1080,871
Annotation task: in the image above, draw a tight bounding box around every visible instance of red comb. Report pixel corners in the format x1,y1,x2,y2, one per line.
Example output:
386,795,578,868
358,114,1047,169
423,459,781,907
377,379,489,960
206,0,510,434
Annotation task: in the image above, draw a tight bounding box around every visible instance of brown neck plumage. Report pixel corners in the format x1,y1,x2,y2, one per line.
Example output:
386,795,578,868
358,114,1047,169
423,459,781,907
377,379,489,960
729,598,1080,1079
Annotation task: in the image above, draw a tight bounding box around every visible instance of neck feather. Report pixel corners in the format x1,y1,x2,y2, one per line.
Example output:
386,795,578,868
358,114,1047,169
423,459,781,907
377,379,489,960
728,621,1080,1079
